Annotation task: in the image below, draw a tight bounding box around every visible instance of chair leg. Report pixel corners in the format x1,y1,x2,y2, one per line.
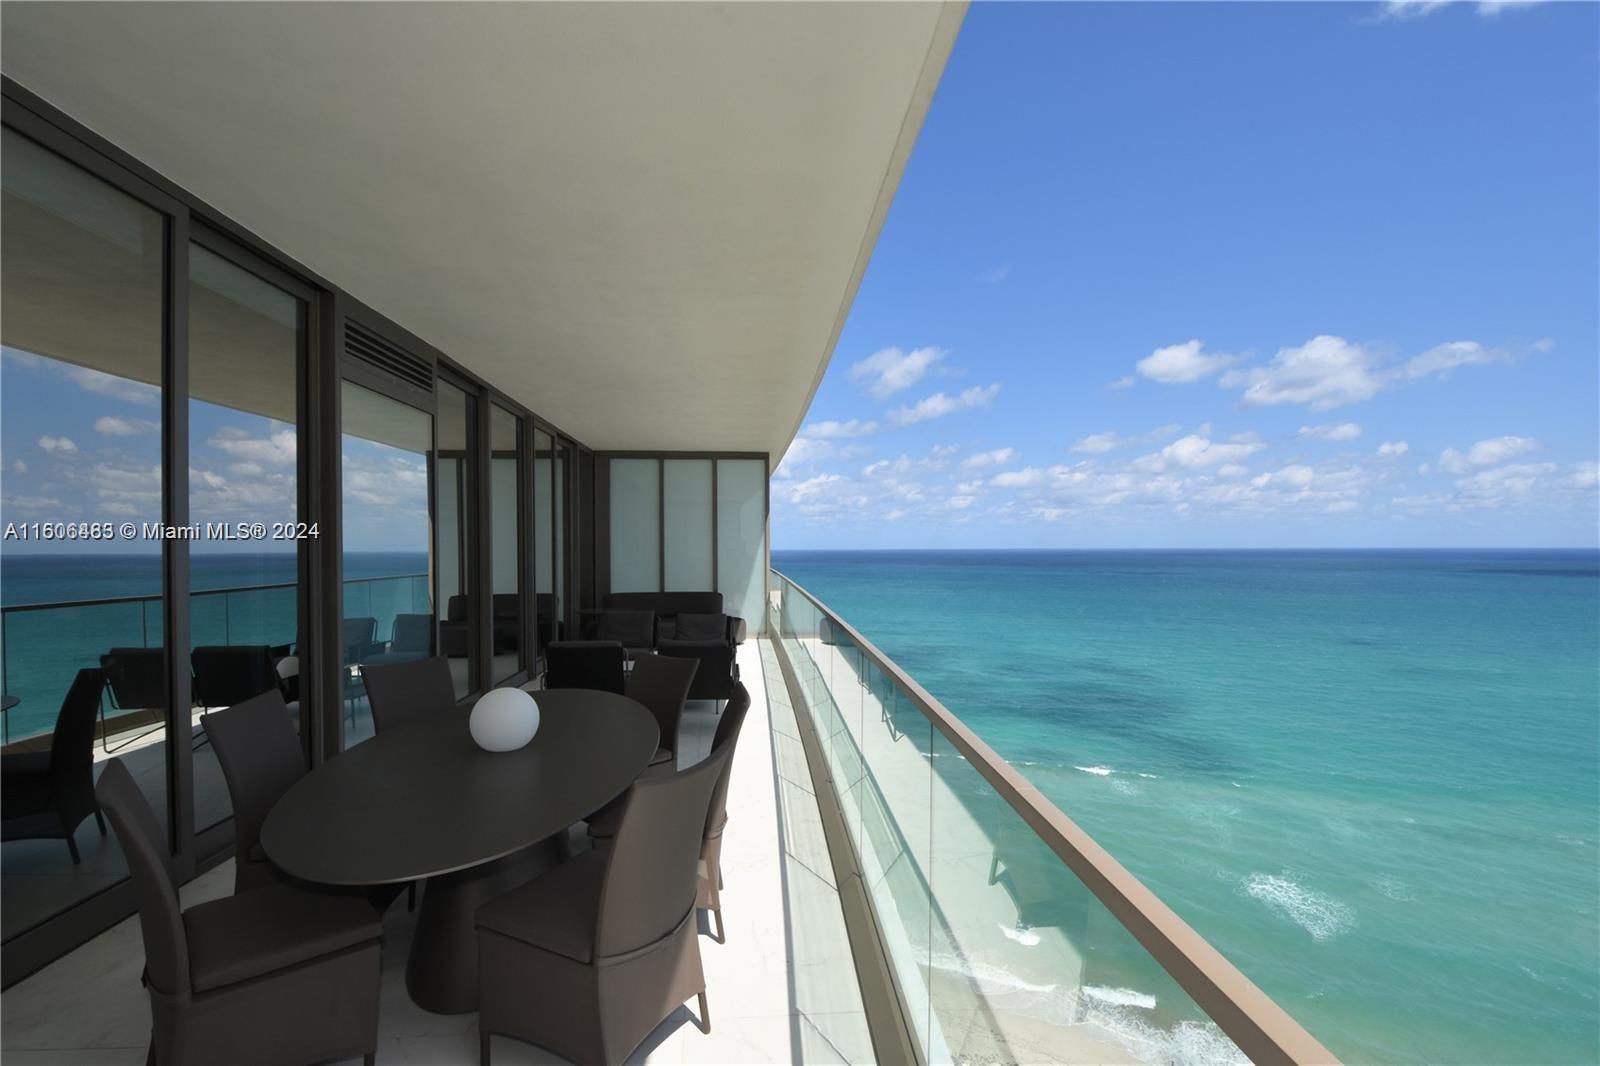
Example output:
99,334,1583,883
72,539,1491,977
363,1053,375,1066
95,809,107,835
480,1029,491,1066
407,882,417,911
145,1036,156,1066
712,907,725,945
697,990,711,1034
64,826,81,865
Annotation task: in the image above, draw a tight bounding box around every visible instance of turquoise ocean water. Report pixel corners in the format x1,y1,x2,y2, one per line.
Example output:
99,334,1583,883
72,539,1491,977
773,549,1600,1065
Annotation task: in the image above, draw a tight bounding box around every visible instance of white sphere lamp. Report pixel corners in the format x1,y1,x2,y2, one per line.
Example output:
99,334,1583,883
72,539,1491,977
470,687,540,752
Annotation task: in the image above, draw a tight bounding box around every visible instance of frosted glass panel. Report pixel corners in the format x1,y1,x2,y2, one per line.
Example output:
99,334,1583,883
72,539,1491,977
664,459,713,591
717,459,766,633
609,459,660,592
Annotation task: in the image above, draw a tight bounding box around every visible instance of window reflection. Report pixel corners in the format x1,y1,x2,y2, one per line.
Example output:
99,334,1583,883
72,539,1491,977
0,126,168,938
340,382,433,747
187,244,303,831
490,405,522,682
434,381,475,699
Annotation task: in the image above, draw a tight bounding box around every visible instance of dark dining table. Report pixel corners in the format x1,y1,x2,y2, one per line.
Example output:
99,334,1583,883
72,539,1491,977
260,687,658,1014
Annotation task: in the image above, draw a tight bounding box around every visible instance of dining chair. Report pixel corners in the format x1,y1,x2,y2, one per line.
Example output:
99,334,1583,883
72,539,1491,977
190,645,279,710
625,653,698,767
200,689,304,894
1,667,107,863
95,758,384,1066
697,682,751,943
475,723,736,1064
544,640,625,694
362,656,456,734
100,647,167,753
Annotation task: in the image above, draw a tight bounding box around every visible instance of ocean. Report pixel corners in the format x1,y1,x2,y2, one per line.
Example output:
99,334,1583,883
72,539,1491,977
772,549,1600,1066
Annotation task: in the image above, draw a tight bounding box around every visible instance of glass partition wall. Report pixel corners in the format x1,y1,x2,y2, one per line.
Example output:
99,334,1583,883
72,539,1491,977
187,242,306,831
0,89,609,978
339,382,433,748
0,124,171,943
601,455,769,632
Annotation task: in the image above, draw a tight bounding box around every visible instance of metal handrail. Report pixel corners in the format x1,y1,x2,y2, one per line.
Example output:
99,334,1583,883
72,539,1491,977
0,571,425,614
771,569,1339,1066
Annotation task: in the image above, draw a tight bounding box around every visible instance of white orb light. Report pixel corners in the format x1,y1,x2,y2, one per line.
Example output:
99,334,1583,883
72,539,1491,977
470,687,540,752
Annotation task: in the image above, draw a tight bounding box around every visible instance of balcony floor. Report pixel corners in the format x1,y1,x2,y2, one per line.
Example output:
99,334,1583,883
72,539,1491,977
1,639,873,1065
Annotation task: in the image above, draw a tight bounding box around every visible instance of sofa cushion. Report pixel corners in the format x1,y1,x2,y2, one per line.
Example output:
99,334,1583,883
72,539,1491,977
602,592,723,619
596,610,654,648
674,612,728,641
183,883,381,992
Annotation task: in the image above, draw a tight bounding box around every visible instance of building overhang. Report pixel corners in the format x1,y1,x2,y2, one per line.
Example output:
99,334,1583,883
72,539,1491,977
1,1,965,458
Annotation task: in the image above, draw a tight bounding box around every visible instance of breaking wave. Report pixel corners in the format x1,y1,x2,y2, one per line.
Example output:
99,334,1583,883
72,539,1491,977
1244,873,1354,941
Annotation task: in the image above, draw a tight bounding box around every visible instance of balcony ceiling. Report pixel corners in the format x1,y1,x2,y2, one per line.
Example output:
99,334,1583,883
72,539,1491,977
0,1,964,457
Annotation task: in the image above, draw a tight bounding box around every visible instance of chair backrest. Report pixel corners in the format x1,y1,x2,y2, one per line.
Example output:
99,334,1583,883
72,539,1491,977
544,641,625,694
625,654,698,754
201,689,304,869
191,645,278,708
704,682,751,839
595,610,654,648
362,657,456,733
596,736,734,957
95,758,189,994
50,667,107,770
101,648,165,710
391,613,434,655
492,593,521,620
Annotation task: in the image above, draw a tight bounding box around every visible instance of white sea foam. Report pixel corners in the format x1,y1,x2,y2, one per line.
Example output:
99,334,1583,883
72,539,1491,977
1082,985,1157,1010
1074,764,1114,776
998,922,1041,946
1244,874,1354,941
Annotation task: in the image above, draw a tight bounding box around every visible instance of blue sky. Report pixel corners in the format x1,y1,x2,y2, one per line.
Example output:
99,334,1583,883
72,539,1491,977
772,0,1599,550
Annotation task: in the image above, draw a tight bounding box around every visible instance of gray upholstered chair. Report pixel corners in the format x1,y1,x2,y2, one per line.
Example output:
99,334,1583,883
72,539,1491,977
625,653,698,767
201,689,303,894
475,726,736,1064
544,640,625,694
361,656,456,734
95,759,383,1066
697,682,751,943
1,668,107,863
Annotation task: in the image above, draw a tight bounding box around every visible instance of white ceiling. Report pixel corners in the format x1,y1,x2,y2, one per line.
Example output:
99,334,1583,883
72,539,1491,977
1,1,965,458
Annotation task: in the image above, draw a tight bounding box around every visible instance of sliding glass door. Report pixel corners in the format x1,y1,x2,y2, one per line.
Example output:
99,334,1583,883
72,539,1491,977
0,124,172,939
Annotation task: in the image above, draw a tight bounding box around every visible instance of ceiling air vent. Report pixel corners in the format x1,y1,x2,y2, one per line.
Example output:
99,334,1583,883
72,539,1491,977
344,319,433,394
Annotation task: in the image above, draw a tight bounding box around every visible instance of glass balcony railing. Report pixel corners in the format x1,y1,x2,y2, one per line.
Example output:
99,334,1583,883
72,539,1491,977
0,573,429,745
769,569,1337,1066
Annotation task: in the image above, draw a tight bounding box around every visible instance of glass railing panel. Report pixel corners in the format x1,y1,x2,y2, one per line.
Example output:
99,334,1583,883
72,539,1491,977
769,570,1321,1066
0,600,154,745
927,728,1243,1064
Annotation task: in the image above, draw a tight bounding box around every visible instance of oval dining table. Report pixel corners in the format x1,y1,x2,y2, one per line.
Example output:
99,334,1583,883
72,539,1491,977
260,687,658,1015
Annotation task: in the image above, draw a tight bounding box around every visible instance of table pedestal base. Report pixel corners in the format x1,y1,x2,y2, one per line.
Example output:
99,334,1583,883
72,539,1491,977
405,837,565,1014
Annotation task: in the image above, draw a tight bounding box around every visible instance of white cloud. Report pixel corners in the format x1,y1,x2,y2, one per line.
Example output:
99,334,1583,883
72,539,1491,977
95,416,160,437
960,448,1016,471
1394,339,1531,381
229,462,265,477
978,265,1010,284
1299,422,1363,442
11,459,27,474
1105,375,1137,392
849,346,945,399
1377,0,1544,19
1135,339,1236,384
1222,336,1385,409
1568,461,1600,489
1134,433,1266,472
208,427,296,467
1376,440,1410,459
804,419,878,440
1252,465,1316,490
887,384,1001,427
1,493,61,512
992,467,1047,489
1439,435,1539,474
38,435,78,454
1070,423,1183,455
1222,335,1532,410
775,436,832,477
